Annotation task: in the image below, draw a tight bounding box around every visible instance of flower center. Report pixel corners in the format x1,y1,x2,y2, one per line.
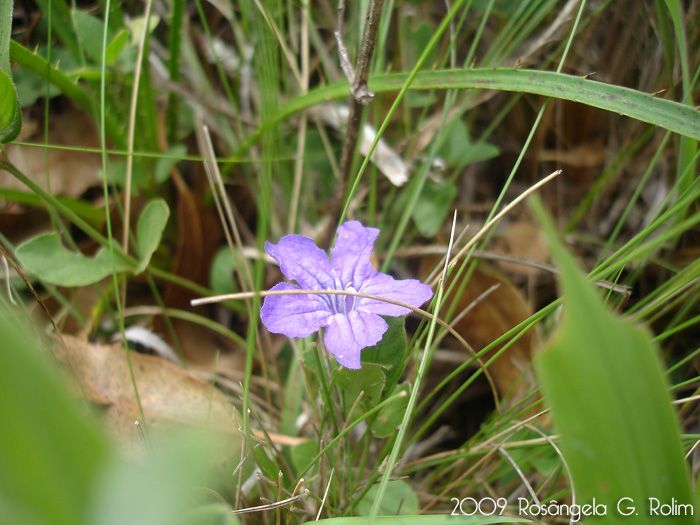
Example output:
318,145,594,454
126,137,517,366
324,281,358,315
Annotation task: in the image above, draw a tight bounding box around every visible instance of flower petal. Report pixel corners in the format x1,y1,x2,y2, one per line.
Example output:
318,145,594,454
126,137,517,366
266,236,334,290
261,282,331,338
331,221,380,288
357,273,433,316
323,310,388,369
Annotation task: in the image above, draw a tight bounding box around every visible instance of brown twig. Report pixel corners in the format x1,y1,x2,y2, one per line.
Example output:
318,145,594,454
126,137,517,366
329,0,386,242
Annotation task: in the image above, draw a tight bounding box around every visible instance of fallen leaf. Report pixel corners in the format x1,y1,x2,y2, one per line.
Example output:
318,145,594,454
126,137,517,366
449,264,538,401
51,334,242,462
3,109,102,199
491,219,550,278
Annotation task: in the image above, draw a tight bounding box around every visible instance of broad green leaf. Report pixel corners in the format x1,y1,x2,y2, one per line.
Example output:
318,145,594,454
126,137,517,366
532,199,694,524
72,10,107,62
356,480,418,516
179,504,241,525
289,439,318,475
16,233,132,286
314,516,527,524
104,29,129,65
370,383,409,437
135,199,170,273
155,145,187,183
362,316,407,389
440,120,499,169
412,179,457,238
0,69,17,130
0,307,111,525
126,14,160,44
0,94,22,144
89,431,217,525
209,247,237,295
336,364,385,407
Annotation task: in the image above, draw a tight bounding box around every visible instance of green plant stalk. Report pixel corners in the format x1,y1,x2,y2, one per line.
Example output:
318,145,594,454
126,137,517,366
654,311,700,344
480,0,584,245
9,41,125,150
192,0,240,149
124,306,245,345
595,131,672,266
566,126,656,233
366,282,445,523
463,0,491,68
590,162,700,284
0,0,13,75
166,0,186,141
295,389,408,483
0,158,208,296
98,0,148,441
380,89,456,271
411,311,551,448
33,0,80,60
664,0,697,201
630,258,700,322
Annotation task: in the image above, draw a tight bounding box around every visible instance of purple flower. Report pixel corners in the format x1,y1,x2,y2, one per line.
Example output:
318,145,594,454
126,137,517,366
260,221,433,369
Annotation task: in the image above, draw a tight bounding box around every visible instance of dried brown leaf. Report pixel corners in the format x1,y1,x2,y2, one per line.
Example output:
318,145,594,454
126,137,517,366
52,334,241,461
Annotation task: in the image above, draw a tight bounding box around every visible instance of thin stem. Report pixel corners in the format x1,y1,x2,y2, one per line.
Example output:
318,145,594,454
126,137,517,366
332,0,386,243
191,287,500,412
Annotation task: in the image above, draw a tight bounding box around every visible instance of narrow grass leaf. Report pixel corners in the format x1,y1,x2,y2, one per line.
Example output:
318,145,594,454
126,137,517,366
135,199,170,273
313,516,528,524
253,68,700,155
16,233,132,286
0,0,12,75
533,199,694,524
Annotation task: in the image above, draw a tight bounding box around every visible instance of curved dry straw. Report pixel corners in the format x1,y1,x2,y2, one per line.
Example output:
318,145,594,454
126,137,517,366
191,287,501,412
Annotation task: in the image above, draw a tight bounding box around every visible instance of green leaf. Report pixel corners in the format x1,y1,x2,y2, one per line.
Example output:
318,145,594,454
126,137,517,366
532,198,694,524
355,480,418,516
370,383,409,438
126,14,161,44
209,247,237,296
336,364,385,407
362,316,408,389
135,199,170,273
440,120,499,169
16,233,132,286
71,9,107,62
104,29,129,65
0,68,17,130
180,504,241,525
0,307,111,525
290,439,318,475
155,145,187,184
247,68,700,156
412,179,457,238
0,94,22,144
